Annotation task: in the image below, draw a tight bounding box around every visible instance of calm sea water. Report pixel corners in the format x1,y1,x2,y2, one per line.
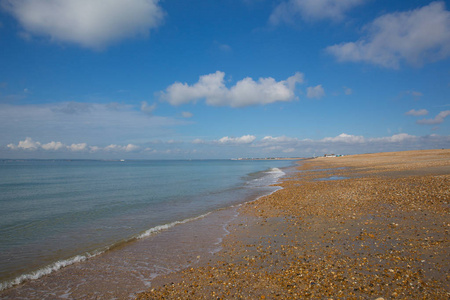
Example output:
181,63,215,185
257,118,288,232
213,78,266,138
0,159,294,294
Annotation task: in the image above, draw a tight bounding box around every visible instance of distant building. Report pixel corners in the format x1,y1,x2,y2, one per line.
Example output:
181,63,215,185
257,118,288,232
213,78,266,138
323,154,344,158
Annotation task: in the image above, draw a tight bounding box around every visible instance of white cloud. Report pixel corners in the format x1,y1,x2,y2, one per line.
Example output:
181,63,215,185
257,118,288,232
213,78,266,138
254,133,450,157
369,133,416,143
320,133,416,144
270,0,365,25
417,110,450,124
105,144,140,152
182,111,193,118
17,137,41,149
160,71,304,107
192,139,205,144
67,143,87,152
41,141,65,150
306,84,325,99
124,144,140,152
7,138,142,153
89,146,102,152
218,135,256,144
261,136,292,142
7,137,40,150
4,132,449,159
405,109,429,116
2,0,165,49
322,133,364,143
104,144,120,151
260,136,299,146
326,2,450,68
141,101,157,114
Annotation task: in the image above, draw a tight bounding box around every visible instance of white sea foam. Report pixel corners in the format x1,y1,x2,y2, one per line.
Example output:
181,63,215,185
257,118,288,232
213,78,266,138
268,167,285,177
246,167,286,188
137,212,211,239
0,251,102,291
0,209,243,292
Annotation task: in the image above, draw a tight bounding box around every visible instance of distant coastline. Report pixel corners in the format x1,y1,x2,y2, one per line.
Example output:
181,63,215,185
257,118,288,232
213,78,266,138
232,157,304,161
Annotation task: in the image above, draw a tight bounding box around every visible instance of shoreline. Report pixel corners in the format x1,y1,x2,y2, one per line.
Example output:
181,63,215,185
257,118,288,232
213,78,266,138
0,163,292,299
0,205,243,299
137,149,450,299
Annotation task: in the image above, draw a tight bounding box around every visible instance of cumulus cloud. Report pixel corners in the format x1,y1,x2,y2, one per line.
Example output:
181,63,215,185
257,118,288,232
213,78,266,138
41,141,65,150
125,144,141,152
306,85,325,99
67,143,88,152
89,146,102,152
218,135,256,144
326,2,450,68
160,71,304,107
2,0,165,49
7,138,141,153
7,137,40,150
405,109,429,116
270,0,365,25
417,110,450,125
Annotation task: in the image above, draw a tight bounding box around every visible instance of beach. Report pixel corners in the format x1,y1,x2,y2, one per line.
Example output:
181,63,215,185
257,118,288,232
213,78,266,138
137,149,449,299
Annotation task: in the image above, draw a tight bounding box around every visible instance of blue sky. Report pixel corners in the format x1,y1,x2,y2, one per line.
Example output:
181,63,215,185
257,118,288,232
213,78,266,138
1,0,449,159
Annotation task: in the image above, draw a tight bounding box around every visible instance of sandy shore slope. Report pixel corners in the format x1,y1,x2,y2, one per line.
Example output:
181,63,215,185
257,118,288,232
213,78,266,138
137,149,449,299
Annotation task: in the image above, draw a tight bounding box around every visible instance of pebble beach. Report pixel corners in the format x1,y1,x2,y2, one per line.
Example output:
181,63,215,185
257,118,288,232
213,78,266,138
137,149,449,299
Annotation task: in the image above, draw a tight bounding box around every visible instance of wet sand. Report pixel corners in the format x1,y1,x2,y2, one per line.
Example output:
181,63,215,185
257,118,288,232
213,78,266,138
137,149,449,299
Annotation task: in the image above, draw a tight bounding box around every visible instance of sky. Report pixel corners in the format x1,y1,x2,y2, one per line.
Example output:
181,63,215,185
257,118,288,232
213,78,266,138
0,0,449,159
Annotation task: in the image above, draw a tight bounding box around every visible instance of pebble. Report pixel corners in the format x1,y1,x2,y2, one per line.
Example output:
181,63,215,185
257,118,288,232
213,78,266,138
136,150,450,299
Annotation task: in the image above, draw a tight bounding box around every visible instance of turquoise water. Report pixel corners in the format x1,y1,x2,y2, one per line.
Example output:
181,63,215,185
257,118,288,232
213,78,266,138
0,159,294,292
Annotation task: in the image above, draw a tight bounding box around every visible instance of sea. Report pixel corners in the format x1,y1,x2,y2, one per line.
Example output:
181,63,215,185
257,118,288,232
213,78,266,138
0,159,295,299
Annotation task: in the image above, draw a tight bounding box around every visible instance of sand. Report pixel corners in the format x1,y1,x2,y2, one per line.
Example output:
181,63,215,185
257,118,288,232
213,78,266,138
136,149,449,299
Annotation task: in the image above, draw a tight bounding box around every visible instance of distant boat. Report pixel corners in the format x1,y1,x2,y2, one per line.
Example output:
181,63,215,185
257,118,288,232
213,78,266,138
120,159,125,162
